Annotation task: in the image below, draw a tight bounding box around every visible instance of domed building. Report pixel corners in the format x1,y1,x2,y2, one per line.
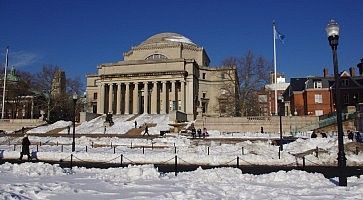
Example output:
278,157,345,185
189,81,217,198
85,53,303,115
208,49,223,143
86,32,238,120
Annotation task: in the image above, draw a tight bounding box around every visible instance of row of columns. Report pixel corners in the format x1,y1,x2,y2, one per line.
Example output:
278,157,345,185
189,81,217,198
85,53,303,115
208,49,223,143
97,80,186,115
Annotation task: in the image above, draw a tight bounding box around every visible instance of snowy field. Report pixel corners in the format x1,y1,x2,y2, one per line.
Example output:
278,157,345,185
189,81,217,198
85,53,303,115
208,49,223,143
0,162,363,199
1,115,363,199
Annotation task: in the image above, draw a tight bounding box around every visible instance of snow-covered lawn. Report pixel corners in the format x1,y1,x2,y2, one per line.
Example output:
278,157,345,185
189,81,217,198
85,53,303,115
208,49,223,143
0,162,362,199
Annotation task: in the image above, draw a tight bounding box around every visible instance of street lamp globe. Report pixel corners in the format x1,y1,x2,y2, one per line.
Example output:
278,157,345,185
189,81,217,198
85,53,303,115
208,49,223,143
325,19,340,37
73,92,78,100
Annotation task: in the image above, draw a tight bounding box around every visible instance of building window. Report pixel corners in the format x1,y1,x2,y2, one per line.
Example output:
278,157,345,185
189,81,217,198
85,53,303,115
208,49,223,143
314,81,322,89
145,54,167,60
221,73,225,79
92,105,97,113
314,94,322,104
344,94,349,104
93,93,97,99
202,73,206,79
178,100,181,110
342,79,349,87
315,110,323,116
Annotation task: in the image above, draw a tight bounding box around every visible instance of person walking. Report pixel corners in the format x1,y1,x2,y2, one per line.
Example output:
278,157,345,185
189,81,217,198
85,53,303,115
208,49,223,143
197,128,202,138
134,121,137,128
20,135,31,160
191,127,196,138
143,125,150,136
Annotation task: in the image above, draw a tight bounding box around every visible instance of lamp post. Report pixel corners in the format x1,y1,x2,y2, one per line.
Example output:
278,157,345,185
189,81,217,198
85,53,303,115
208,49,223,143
278,96,284,151
72,92,78,152
326,19,347,186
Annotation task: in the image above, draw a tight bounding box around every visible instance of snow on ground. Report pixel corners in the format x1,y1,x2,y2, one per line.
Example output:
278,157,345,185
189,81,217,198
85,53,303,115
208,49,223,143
0,162,362,199
27,120,72,134
1,133,362,166
30,114,172,135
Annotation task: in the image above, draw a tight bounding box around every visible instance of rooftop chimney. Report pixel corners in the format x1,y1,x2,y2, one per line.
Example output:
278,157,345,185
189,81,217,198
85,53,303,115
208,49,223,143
349,67,356,77
358,58,363,76
323,68,329,77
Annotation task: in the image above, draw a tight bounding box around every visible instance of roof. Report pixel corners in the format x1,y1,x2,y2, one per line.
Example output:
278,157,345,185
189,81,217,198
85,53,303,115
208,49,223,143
138,32,197,47
289,78,307,91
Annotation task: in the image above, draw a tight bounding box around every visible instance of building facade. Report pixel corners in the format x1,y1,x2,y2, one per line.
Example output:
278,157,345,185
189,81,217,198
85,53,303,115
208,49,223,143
284,64,363,116
86,32,237,120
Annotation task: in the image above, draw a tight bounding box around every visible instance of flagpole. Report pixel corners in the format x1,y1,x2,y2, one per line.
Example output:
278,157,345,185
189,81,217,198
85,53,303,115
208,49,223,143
273,21,278,115
2,46,9,119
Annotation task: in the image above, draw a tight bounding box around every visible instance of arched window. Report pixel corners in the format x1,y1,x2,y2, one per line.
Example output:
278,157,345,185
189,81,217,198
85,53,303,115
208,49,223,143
145,54,167,60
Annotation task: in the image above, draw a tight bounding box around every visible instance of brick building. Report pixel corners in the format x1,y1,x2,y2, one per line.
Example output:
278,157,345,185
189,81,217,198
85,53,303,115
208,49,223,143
283,61,363,116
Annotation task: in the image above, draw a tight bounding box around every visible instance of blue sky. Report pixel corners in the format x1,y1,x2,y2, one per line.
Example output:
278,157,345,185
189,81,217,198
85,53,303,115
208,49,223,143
1,0,362,81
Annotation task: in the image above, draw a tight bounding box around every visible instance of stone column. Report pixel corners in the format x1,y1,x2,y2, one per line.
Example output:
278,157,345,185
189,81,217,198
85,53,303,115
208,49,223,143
151,81,158,114
108,84,113,114
180,80,185,112
144,82,149,114
133,82,139,114
171,80,176,111
116,83,121,114
97,83,105,114
125,82,130,114
161,81,167,114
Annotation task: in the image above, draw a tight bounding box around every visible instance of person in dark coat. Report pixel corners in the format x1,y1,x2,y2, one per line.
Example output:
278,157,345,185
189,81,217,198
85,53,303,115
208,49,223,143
197,129,202,138
191,127,196,138
347,130,354,141
20,135,31,160
134,121,137,128
143,125,150,136
321,132,327,138
311,131,317,138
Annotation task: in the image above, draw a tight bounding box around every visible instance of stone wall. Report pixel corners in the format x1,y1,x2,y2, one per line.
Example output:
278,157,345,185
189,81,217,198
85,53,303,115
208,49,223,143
194,116,319,133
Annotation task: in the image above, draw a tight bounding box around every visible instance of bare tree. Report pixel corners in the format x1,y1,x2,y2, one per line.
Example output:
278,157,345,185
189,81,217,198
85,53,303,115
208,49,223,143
33,65,61,121
221,50,272,116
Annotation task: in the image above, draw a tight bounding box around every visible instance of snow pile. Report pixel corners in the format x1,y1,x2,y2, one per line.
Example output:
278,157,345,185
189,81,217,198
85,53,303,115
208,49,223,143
0,162,65,176
27,120,72,133
1,163,363,199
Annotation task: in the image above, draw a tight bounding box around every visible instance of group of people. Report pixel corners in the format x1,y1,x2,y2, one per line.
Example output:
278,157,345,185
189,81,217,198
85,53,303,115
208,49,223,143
190,127,209,139
347,130,363,142
311,129,363,142
310,131,327,138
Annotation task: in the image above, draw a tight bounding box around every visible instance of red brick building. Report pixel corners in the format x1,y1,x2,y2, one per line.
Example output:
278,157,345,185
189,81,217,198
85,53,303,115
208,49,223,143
283,64,363,116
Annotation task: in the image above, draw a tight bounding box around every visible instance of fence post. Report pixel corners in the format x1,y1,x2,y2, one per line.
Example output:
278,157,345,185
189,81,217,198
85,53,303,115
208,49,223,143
131,141,133,149
61,145,63,152
114,146,116,154
70,154,73,169
315,146,319,158
39,141,41,146
152,142,154,150
91,142,94,148
278,148,281,159
121,154,123,167
37,145,39,152
175,155,178,176
242,147,244,155
111,142,113,148
142,146,145,154
302,156,305,168
13,144,16,151
56,141,58,146
356,146,359,155
86,146,88,152
208,146,209,155
174,147,177,154
237,156,239,168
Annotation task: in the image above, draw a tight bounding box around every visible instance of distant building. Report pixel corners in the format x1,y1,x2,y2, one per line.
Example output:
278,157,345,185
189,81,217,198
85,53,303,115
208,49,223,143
283,62,363,116
51,70,66,97
259,73,290,116
86,32,238,120
0,67,37,119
